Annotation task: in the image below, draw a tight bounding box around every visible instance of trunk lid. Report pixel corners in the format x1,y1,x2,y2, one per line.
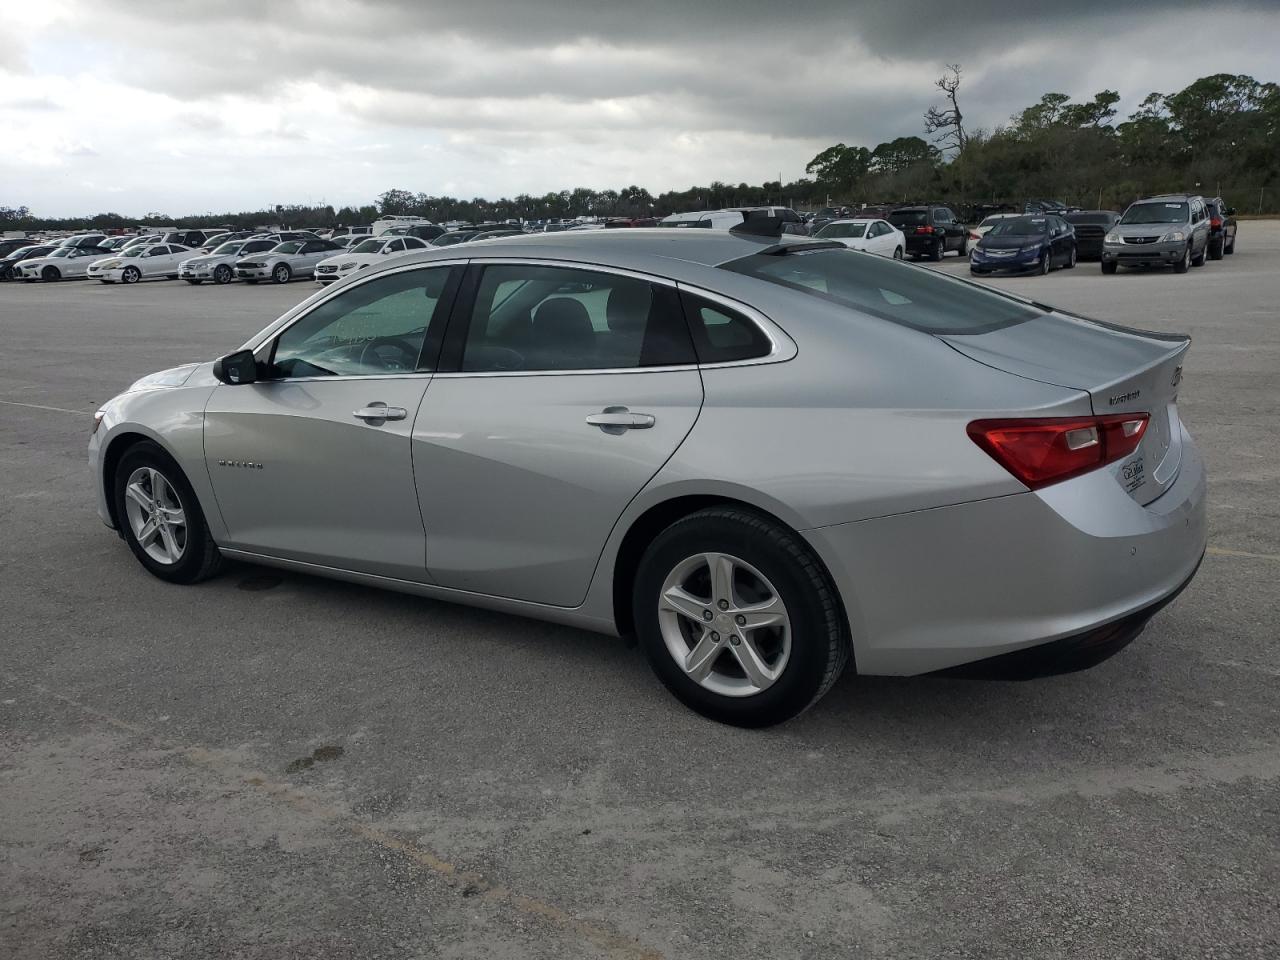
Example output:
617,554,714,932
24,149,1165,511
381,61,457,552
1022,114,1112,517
941,312,1189,505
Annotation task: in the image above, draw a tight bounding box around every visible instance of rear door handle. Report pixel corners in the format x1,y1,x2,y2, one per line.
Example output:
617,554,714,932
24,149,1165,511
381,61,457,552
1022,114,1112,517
353,403,407,423
586,407,655,431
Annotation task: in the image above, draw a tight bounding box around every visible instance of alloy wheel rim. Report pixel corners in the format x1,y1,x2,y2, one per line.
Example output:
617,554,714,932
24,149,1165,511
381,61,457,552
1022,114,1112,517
124,267,139,283
123,466,187,565
657,552,792,697
275,266,288,282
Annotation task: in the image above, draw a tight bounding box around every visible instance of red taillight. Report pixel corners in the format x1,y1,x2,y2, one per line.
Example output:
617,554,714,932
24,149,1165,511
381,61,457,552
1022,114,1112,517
1210,217,1222,228
967,414,1150,489
915,225,935,234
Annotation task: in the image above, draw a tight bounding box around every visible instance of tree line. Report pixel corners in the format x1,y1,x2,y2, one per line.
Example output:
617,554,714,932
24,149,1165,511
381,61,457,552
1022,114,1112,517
2,72,1276,231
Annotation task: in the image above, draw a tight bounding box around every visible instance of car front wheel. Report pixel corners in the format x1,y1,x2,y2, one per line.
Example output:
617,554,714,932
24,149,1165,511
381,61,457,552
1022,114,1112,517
122,266,141,284
113,441,223,584
272,263,292,284
1174,246,1190,274
633,507,849,727
214,265,232,284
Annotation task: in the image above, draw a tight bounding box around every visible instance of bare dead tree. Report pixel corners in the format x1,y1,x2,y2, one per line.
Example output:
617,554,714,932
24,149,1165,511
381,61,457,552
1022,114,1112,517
923,64,967,154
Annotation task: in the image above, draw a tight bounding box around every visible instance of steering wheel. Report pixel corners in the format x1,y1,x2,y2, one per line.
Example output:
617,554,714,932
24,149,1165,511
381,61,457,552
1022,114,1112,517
358,336,419,371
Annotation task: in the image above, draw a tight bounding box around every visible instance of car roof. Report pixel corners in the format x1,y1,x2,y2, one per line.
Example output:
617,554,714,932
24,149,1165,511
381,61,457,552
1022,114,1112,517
1140,194,1197,202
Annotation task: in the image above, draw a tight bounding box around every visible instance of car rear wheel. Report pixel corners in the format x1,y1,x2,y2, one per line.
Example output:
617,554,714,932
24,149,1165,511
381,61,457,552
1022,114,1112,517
1174,246,1190,274
42,266,60,281
113,441,223,585
892,246,903,260
1209,237,1224,260
272,264,291,284
214,265,232,284
929,240,944,262
633,507,849,727
1064,244,1077,269
122,266,141,284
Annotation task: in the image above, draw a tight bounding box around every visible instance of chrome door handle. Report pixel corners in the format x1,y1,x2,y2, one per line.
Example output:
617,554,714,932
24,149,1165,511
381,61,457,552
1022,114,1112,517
585,407,655,431
353,404,407,422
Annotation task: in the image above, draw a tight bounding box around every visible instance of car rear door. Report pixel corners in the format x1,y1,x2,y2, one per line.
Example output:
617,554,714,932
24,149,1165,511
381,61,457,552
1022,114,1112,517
203,264,462,580
411,261,703,607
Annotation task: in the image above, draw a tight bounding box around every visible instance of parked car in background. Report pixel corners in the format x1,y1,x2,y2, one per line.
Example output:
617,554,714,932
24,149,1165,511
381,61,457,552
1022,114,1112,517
970,215,1077,276
807,206,851,233
372,215,435,236
889,205,968,261
0,243,57,280
179,238,279,285
812,218,905,258
313,235,431,285
1204,198,1238,258
380,223,446,242
197,230,256,252
123,234,164,250
660,208,805,233
58,233,111,250
1102,194,1210,275
1024,199,1077,215
15,244,112,281
97,236,135,252
1062,210,1120,261
0,237,39,258
235,238,340,284
88,229,1205,727
88,243,195,284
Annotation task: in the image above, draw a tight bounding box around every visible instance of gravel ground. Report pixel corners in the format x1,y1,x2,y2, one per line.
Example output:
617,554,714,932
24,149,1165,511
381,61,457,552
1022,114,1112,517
2,225,1278,959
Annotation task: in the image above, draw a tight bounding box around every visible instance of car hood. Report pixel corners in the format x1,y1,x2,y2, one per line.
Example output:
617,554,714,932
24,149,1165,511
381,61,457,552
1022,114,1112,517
978,235,1044,250
126,362,208,392
1111,221,1185,237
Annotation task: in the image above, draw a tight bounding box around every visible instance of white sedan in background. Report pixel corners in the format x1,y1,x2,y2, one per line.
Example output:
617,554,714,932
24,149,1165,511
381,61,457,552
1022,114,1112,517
87,243,195,284
14,245,112,281
313,235,431,285
811,218,906,258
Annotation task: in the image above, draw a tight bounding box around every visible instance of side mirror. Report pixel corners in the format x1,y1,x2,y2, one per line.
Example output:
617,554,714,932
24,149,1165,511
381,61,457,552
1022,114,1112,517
212,349,259,385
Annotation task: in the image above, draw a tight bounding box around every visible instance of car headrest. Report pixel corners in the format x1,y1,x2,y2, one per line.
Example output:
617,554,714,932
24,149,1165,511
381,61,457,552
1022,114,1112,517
533,297,594,348
606,281,652,334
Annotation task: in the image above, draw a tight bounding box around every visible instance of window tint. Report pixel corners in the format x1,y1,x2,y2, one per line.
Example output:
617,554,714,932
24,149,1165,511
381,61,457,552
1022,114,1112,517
387,239,406,252
272,266,456,378
889,210,927,226
680,292,772,364
720,247,1042,335
460,265,695,372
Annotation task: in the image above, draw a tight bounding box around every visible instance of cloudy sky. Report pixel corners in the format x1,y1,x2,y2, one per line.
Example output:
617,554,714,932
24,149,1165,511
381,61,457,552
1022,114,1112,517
3,0,1278,217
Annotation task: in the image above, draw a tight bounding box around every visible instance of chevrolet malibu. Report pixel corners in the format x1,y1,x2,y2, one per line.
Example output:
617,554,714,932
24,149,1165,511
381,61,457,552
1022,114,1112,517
89,229,1206,726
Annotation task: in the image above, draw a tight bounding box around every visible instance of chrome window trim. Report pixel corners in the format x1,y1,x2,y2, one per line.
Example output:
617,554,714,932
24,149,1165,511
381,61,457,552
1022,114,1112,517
429,257,796,380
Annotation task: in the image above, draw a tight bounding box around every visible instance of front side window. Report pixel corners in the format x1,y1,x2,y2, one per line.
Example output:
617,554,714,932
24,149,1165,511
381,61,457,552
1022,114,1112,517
720,247,1042,335
460,265,695,372
271,266,457,378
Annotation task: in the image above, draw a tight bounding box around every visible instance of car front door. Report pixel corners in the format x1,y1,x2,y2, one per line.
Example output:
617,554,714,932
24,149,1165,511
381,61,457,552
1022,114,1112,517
412,261,704,607
202,263,462,580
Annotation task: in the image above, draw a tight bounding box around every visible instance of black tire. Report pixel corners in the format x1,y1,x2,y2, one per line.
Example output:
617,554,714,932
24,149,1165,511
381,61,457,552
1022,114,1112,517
185,279,203,285
1208,238,1224,261
1102,260,1117,274
112,440,223,585
956,234,968,256
122,265,141,284
214,264,232,284
1191,244,1206,267
1174,246,1190,274
42,266,60,281
1064,244,1077,269
1039,249,1052,275
929,240,944,262
271,263,292,284
632,507,849,727
892,246,903,260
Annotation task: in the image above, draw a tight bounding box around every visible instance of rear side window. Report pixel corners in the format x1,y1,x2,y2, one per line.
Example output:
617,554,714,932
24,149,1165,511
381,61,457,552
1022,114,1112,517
719,248,1042,335
679,292,772,363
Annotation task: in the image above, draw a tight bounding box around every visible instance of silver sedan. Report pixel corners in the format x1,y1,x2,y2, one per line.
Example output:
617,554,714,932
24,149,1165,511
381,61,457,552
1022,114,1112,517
89,229,1207,726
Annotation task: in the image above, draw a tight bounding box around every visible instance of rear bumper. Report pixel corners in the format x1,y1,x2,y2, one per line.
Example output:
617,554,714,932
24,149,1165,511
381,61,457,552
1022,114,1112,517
803,423,1207,676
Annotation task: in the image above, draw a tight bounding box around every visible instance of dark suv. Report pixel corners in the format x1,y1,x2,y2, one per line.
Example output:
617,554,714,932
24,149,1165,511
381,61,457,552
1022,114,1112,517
1204,198,1238,259
1062,210,1120,260
888,205,968,260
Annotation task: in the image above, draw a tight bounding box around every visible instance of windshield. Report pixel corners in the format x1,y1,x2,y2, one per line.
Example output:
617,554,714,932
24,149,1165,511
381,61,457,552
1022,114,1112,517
888,210,927,226
986,217,1049,237
350,239,385,254
211,242,245,256
1121,202,1188,225
816,223,868,239
273,241,305,254
720,247,1041,335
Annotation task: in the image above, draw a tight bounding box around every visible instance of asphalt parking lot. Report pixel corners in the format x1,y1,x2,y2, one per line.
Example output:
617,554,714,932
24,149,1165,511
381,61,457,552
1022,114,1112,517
2,228,1278,959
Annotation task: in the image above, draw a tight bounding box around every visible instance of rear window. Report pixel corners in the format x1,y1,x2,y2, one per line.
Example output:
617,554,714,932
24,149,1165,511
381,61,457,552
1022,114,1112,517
888,210,927,226
719,248,1043,335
